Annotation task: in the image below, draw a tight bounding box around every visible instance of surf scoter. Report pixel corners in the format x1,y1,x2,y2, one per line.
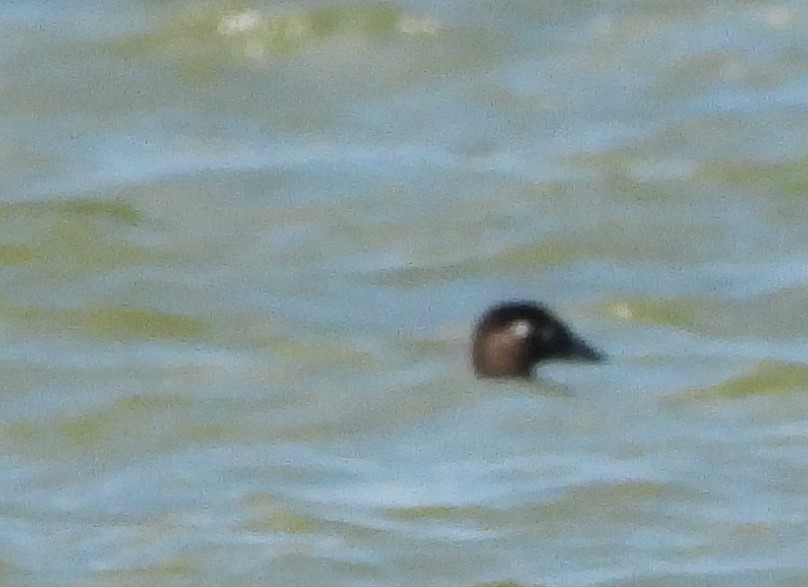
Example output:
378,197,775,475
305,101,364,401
472,301,603,378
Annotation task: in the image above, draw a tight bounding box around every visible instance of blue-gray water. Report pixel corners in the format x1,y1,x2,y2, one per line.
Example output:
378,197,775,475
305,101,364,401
1,1,807,585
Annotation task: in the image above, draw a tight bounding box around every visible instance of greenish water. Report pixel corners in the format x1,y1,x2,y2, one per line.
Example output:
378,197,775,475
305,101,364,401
1,1,807,585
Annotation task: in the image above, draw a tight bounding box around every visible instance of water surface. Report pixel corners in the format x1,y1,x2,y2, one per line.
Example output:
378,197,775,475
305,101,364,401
1,1,807,585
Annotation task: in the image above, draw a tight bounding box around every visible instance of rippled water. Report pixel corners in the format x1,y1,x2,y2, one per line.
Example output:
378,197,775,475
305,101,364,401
1,1,807,585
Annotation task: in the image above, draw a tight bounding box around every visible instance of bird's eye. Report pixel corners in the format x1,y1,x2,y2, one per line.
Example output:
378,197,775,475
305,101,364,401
510,320,532,338
538,325,557,342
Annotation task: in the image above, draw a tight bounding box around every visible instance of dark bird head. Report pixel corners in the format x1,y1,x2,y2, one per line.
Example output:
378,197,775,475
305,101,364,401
472,301,603,378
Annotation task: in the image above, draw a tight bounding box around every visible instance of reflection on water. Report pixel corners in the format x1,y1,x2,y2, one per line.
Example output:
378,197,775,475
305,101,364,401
1,1,807,585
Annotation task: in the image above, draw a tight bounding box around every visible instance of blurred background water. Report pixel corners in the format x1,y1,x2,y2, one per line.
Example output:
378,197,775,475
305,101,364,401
1,0,807,585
